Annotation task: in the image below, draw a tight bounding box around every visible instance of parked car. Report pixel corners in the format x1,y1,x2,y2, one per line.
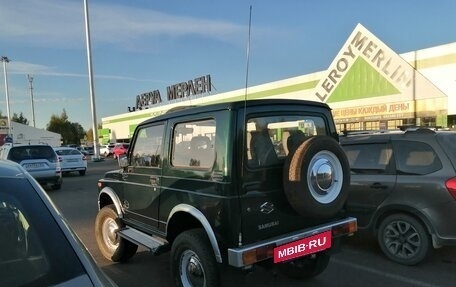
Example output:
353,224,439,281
99,144,115,157
112,143,129,159
0,143,62,190
95,99,357,286
54,147,87,176
78,146,94,156
0,160,117,287
340,127,456,265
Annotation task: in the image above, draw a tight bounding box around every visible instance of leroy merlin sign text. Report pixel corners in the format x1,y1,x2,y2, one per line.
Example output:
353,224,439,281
315,30,413,102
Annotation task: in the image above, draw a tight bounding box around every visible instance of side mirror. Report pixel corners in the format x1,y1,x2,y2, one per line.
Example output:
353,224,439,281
118,154,129,168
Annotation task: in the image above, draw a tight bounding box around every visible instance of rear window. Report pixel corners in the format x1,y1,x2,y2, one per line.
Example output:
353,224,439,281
437,133,456,165
394,140,442,175
8,146,56,163
246,115,327,168
55,149,82,156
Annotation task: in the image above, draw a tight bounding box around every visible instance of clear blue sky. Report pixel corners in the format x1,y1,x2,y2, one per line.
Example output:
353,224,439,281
1,0,455,130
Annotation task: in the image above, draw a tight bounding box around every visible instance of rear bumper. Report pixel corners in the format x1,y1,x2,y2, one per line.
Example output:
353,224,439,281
35,175,62,185
227,217,357,267
421,201,456,247
61,167,86,172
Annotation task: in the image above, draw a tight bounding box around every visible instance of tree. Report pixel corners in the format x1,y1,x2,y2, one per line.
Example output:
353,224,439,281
47,109,86,145
86,128,94,144
12,112,29,125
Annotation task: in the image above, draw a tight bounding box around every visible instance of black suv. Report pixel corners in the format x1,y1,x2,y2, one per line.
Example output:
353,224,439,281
340,127,456,265
95,99,357,287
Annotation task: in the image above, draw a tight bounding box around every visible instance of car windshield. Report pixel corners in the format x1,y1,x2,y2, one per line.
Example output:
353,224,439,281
0,178,85,286
8,146,56,163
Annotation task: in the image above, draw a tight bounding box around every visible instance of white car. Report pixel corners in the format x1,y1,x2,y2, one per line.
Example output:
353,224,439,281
99,144,115,157
53,147,87,176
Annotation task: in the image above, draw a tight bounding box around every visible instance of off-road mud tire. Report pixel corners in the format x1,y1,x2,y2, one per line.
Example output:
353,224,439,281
95,204,138,262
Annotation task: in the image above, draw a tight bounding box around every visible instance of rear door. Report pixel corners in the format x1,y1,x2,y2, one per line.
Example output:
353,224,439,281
56,149,85,170
239,108,334,243
122,123,165,231
9,146,57,178
342,141,396,227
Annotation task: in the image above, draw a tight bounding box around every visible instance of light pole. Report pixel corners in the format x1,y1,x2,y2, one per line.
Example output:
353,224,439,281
83,0,100,160
27,74,36,128
1,56,12,137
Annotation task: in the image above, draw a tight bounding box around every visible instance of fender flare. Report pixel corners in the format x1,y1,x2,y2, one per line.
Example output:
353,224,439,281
168,204,222,263
98,187,124,218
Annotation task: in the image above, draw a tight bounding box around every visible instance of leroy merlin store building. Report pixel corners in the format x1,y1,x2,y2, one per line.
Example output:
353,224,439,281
100,24,456,143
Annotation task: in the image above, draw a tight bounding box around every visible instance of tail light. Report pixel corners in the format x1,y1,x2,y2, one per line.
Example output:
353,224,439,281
445,177,456,200
82,155,87,161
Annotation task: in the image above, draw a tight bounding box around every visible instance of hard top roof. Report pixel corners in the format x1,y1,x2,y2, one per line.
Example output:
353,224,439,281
139,99,330,126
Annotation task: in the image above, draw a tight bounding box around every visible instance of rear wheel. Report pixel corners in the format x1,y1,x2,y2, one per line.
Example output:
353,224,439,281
171,229,220,287
277,252,330,279
51,183,62,190
79,170,86,176
95,204,138,262
377,214,430,265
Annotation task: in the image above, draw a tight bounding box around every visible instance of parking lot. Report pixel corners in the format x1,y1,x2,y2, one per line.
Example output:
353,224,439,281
48,159,456,287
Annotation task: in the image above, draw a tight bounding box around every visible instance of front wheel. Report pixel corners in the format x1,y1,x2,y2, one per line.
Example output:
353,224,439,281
277,252,330,280
95,204,138,262
171,229,220,287
377,214,430,265
51,182,62,190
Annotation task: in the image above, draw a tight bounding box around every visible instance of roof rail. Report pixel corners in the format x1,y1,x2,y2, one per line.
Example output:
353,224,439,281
166,105,198,114
341,129,393,136
397,125,443,131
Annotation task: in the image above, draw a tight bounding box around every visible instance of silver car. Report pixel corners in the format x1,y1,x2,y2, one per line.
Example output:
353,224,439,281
0,143,63,190
0,160,117,286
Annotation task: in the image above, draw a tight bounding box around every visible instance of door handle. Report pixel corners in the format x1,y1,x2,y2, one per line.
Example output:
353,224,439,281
370,182,387,189
150,176,159,186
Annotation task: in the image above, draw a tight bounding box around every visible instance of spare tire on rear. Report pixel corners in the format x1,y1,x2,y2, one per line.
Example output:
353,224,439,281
283,136,350,218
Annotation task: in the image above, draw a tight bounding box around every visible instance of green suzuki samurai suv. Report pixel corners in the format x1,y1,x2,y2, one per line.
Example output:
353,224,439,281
95,99,357,287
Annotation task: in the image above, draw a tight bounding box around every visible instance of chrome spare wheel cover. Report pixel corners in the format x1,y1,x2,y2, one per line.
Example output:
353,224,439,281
180,250,205,287
102,217,120,252
307,150,343,204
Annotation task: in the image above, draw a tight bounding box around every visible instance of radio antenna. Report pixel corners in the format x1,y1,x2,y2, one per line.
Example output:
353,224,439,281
244,5,252,103
238,4,253,248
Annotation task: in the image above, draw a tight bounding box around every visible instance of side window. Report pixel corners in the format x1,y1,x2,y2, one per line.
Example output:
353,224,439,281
394,140,442,175
171,119,216,168
131,124,164,167
343,143,392,175
246,115,327,168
